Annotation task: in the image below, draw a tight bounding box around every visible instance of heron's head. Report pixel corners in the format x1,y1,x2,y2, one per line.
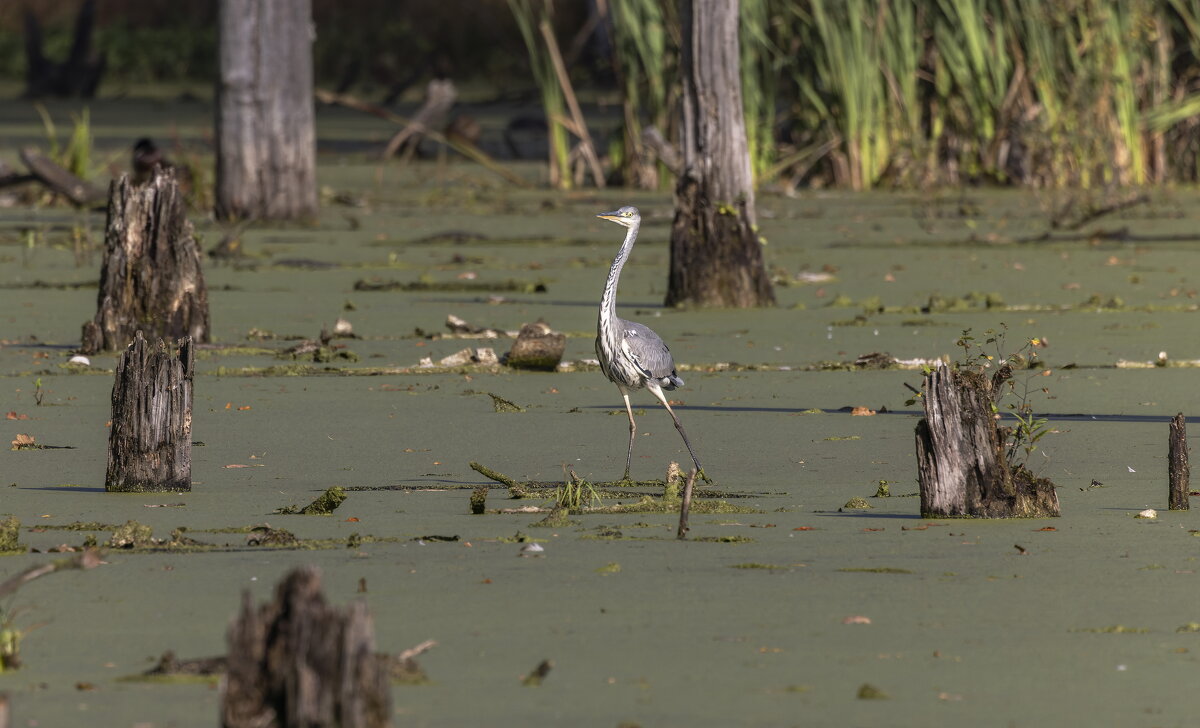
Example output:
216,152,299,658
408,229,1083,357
596,205,640,228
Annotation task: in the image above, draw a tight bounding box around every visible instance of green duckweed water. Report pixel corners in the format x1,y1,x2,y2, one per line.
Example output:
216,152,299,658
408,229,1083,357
2,97,1200,727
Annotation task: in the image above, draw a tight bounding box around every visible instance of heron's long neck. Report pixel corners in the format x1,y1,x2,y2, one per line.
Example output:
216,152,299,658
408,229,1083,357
599,223,639,334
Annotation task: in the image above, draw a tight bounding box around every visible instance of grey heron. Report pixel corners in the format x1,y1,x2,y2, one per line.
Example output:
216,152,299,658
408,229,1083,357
594,205,703,480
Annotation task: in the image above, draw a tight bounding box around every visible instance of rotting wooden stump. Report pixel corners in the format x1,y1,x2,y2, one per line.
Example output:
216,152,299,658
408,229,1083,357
382,79,457,161
1169,413,1189,511
106,332,193,493
505,319,566,371
220,565,392,728
915,363,1059,518
81,167,209,355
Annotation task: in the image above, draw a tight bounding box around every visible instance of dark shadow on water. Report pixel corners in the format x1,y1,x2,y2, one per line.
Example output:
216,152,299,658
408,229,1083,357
814,511,923,520
26,485,106,493
587,404,1184,424
419,297,667,309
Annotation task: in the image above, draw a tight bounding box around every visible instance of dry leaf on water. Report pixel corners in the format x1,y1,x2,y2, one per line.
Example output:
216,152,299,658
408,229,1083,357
12,433,36,449
850,406,876,416
6,411,30,420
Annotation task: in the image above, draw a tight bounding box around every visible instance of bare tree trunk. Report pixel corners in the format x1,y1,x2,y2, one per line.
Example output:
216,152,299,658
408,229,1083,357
1169,413,1189,511
106,332,193,493
221,566,392,728
81,169,209,355
666,0,775,308
915,363,1059,518
22,0,106,98
216,0,317,221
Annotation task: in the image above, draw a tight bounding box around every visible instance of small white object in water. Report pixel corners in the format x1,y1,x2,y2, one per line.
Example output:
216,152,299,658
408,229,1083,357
519,542,545,557
69,355,90,366
1135,508,1157,519
1127,466,1136,472
473,347,498,366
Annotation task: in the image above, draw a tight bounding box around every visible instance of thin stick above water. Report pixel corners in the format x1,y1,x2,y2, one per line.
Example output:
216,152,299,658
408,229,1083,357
677,468,697,540
1169,413,1189,511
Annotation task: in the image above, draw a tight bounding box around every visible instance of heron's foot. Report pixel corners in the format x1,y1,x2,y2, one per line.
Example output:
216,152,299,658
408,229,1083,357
694,467,713,486
616,472,634,486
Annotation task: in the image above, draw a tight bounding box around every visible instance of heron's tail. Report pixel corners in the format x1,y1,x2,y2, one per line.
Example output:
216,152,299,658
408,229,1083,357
660,374,684,390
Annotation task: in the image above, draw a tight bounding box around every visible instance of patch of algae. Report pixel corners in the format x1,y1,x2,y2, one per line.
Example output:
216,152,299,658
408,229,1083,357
274,486,347,515
585,495,761,516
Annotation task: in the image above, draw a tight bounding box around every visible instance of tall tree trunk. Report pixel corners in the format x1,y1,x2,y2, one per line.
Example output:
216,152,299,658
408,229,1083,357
666,0,775,308
216,0,317,221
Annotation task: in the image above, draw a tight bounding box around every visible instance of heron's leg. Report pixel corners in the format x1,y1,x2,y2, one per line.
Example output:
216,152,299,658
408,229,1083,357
647,384,703,474
619,386,637,481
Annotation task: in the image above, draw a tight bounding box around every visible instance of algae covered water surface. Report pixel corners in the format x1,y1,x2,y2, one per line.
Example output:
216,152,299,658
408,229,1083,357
3,100,1200,727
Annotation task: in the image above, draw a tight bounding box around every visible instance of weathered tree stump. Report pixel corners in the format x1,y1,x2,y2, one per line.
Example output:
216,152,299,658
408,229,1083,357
81,168,209,355
382,79,457,161
220,566,392,728
106,333,194,493
915,363,1059,518
505,320,566,370
1169,413,1189,511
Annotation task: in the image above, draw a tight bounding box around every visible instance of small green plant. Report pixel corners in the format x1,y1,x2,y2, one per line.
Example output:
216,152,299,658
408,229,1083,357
554,469,601,510
33,377,44,406
953,325,1053,469
33,104,97,181
0,610,25,671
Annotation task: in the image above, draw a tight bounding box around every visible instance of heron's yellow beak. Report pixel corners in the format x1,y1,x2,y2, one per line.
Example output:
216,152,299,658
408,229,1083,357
596,211,621,222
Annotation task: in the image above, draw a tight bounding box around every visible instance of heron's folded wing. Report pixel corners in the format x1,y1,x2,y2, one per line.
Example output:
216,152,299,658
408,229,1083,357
621,322,677,380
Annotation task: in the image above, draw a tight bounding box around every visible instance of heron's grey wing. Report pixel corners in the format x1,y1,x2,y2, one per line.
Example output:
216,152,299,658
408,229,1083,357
621,321,685,389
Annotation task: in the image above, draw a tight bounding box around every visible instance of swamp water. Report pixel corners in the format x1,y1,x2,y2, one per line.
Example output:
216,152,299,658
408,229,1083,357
1,100,1200,727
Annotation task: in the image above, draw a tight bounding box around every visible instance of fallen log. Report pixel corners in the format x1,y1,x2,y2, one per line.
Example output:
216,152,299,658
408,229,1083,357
18,147,104,205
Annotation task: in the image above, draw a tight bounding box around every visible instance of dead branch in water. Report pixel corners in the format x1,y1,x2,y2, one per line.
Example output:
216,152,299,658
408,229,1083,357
314,88,530,188
0,548,102,601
